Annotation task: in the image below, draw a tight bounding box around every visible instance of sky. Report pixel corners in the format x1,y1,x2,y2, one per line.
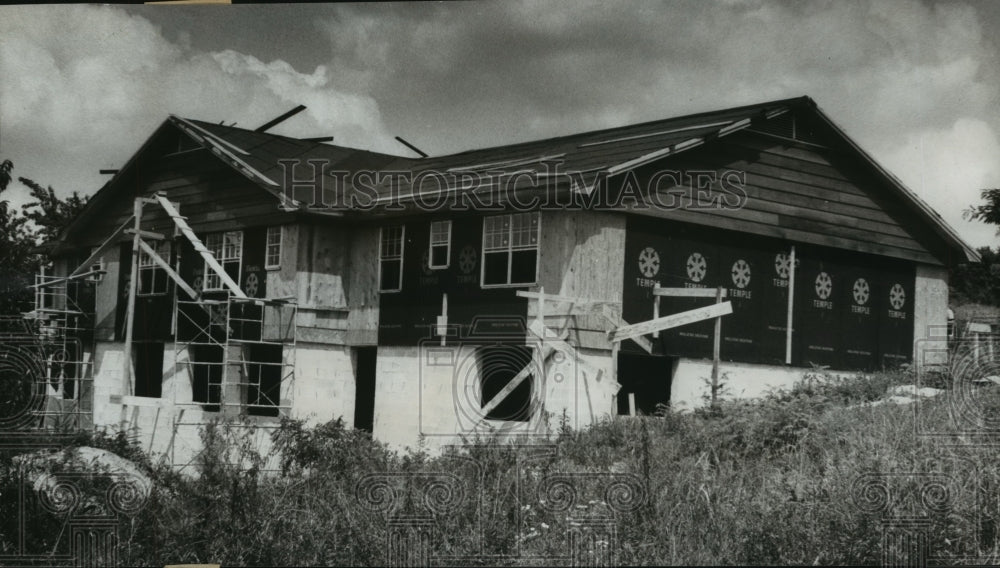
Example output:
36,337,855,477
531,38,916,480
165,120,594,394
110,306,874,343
1,1,999,249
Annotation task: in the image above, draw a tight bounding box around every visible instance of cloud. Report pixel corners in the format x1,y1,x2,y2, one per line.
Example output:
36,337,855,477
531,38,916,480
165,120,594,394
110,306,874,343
0,4,393,211
883,118,1000,249
1,1,998,250
314,0,1000,247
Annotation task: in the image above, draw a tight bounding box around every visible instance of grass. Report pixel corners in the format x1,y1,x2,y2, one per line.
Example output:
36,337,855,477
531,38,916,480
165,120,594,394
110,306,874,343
3,368,1000,565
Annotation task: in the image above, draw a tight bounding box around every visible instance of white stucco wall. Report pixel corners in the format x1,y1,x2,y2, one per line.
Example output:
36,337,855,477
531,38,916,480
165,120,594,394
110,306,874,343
913,264,950,369
372,343,618,452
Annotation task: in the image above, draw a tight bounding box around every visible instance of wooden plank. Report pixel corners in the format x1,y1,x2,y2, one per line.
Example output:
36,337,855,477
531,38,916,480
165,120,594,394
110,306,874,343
745,183,907,227
609,301,732,343
710,287,723,408
652,283,660,338
137,238,198,299
479,357,533,418
527,320,603,378
122,199,143,396
68,216,133,277
125,228,166,240
785,246,796,364
600,304,653,353
653,287,729,298
153,193,248,299
778,214,928,253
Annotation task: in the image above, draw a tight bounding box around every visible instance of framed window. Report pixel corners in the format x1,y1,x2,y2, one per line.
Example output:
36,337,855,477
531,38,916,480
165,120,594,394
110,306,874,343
265,226,282,270
204,230,243,291
379,225,405,292
138,241,171,296
429,220,451,269
481,212,540,287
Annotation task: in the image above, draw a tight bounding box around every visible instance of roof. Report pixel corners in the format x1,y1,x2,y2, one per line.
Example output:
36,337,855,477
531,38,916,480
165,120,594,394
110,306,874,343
56,96,979,264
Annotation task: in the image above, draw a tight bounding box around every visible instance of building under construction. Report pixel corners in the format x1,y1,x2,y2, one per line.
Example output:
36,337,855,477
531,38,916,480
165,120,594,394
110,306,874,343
27,96,976,464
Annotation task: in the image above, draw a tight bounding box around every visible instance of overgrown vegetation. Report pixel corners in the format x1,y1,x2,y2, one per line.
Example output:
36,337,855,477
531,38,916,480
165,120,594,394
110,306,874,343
3,369,1000,565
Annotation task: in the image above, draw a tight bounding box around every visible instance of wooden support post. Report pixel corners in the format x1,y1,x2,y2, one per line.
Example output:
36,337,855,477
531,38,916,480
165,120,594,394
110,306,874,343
536,287,545,327
437,293,448,346
711,286,723,409
785,245,796,365
652,282,660,338
121,199,143,396
628,392,636,417
611,341,621,418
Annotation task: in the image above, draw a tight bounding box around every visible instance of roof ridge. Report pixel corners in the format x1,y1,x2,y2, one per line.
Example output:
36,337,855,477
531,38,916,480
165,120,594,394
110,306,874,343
430,95,813,159
183,117,408,161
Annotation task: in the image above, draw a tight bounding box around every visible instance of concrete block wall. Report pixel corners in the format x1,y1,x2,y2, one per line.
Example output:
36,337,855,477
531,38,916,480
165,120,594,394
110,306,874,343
291,342,356,426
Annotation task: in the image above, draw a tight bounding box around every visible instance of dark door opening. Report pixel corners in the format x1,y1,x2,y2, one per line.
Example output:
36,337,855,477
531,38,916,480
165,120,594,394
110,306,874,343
478,345,533,422
353,347,377,432
616,353,673,416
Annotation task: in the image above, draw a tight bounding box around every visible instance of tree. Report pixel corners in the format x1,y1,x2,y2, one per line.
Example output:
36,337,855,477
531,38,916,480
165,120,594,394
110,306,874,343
963,188,1000,230
0,160,11,191
18,177,89,245
953,190,1000,307
0,168,89,316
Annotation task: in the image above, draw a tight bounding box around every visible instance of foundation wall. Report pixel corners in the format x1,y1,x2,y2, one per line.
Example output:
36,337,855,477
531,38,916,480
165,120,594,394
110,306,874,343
372,344,617,452
90,340,354,468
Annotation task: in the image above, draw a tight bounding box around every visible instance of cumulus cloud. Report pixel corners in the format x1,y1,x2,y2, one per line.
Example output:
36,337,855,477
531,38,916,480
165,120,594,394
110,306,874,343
1,1,998,249
0,4,393,210
315,0,1000,247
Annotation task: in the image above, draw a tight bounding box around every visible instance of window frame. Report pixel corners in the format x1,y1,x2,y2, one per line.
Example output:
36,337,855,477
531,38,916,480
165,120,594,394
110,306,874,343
428,220,452,270
480,211,541,288
203,230,243,292
137,240,172,297
265,226,282,270
378,225,406,293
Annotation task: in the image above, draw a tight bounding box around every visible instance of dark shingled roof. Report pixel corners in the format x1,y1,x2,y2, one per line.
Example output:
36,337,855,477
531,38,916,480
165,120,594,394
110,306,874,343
56,96,978,263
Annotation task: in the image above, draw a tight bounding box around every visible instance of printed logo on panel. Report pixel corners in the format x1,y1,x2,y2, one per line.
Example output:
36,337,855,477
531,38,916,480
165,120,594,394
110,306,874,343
686,252,706,283
852,278,869,306
730,259,751,289
889,283,906,310
638,247,660,278
814,272,833,300
458,245,477,275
